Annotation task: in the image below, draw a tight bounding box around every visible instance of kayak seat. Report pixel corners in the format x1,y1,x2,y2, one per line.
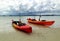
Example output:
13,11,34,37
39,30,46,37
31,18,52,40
18,23,26,26
31,19,36,21
12,21,26,26
41,20,46,21
12,21,20,25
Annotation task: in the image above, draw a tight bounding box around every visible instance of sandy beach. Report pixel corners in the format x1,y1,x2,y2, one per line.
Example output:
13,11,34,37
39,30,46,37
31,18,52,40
0,16,60,41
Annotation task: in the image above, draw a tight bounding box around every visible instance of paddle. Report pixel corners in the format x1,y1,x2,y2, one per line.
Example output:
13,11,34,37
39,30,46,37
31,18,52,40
19,19,22,23
34,16,35,19
39,14,41,21
12,19,14,22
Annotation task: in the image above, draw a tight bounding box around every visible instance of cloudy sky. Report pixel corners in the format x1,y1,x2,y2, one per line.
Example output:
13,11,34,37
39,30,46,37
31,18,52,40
0,0,60,15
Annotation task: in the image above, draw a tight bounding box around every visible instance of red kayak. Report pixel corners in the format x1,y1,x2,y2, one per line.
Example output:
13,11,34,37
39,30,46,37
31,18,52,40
27,18,55,26
12,20,32,33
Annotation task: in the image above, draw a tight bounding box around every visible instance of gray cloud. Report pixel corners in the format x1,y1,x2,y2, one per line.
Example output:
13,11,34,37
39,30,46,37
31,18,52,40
0,0,60,15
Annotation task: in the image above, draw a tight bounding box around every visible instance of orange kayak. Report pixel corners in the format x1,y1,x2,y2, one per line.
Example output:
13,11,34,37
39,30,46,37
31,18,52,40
12,20,32,33
27,18,55,26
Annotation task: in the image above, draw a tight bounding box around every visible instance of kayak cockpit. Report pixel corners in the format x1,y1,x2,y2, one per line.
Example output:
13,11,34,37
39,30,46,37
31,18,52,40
12,21,26,26
27,18,36,21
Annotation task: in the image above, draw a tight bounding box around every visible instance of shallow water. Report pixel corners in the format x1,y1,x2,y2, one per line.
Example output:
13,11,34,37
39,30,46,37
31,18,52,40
0,16,60,41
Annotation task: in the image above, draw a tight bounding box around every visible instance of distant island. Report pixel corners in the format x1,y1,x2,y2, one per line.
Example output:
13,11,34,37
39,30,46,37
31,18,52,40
0,15,60,16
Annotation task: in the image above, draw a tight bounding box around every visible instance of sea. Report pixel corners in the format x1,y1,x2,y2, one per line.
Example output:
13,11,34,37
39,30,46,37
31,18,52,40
0,16,60,41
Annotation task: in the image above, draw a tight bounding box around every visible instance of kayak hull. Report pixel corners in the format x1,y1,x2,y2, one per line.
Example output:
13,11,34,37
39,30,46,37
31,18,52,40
27,18,55,26
12,21,32,33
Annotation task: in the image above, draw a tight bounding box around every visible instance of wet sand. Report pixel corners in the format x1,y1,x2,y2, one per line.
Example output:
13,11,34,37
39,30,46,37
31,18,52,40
0,16,60,41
